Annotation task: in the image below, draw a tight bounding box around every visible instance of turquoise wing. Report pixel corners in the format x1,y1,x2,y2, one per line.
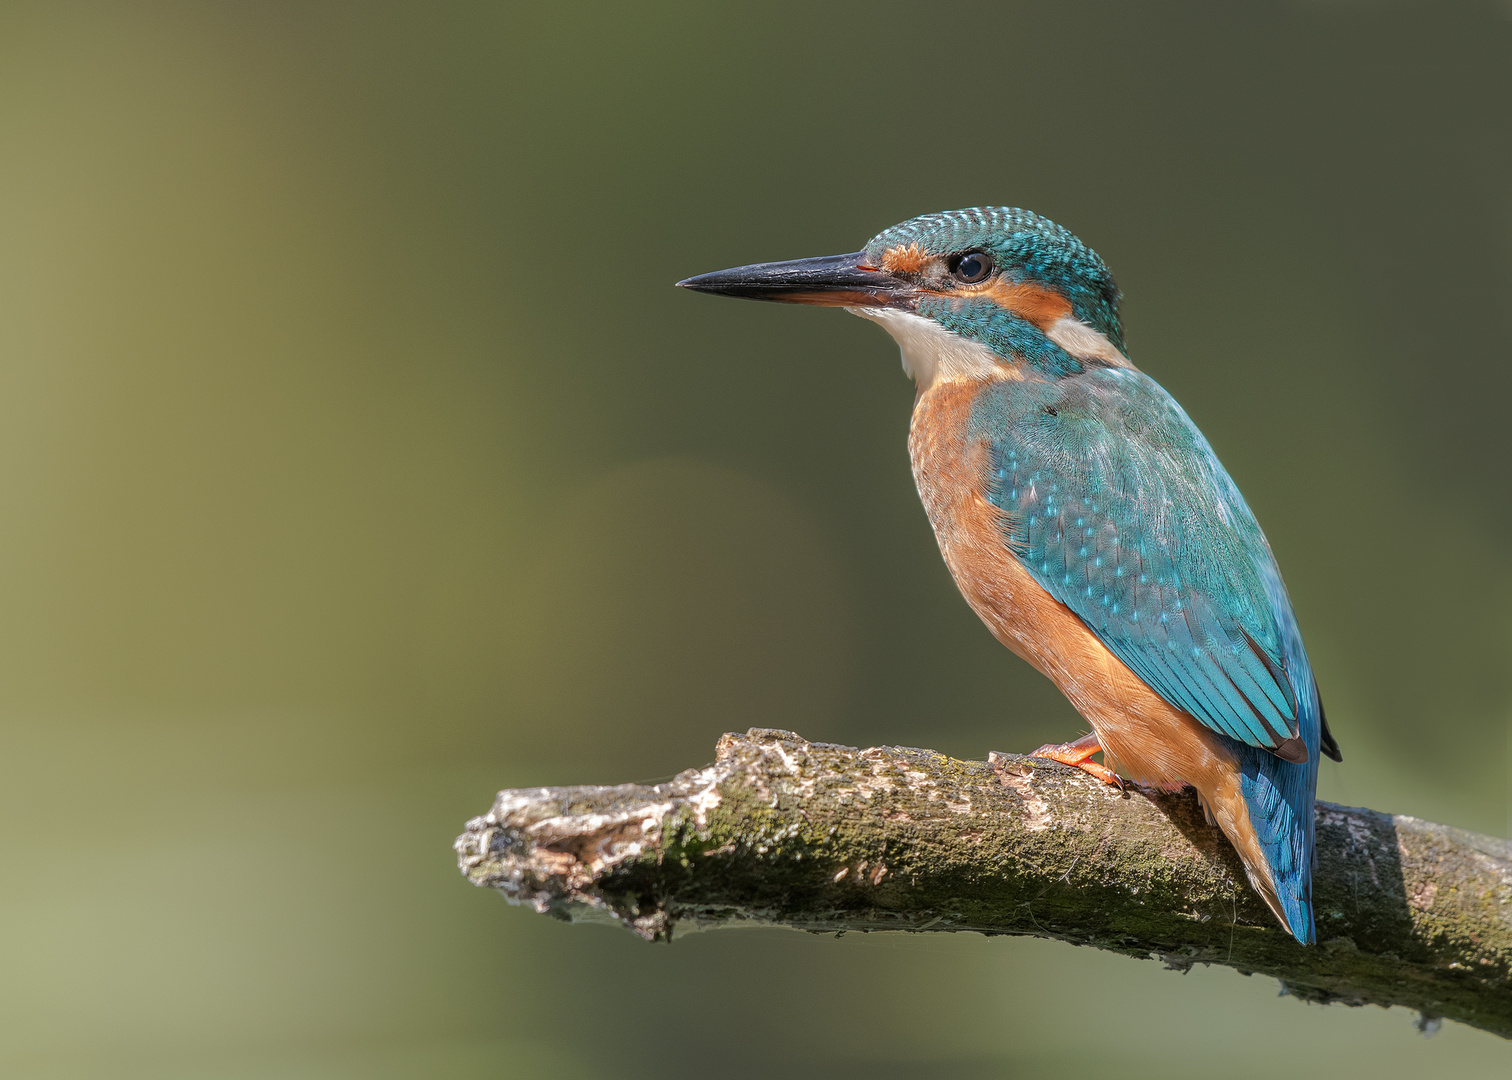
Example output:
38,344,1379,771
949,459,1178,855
968,366,1313,757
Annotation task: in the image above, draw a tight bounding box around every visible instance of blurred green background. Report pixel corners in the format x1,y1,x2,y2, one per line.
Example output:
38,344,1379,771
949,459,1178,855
1,1,1510,1076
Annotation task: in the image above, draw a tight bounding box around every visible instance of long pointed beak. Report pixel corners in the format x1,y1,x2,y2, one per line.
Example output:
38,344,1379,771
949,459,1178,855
676,251,912,308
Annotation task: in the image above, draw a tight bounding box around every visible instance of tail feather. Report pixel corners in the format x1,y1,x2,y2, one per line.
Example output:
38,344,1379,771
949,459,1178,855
1234,743,1318,944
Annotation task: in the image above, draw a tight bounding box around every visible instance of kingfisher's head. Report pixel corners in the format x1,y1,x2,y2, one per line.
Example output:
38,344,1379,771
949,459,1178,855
678,207,1128,389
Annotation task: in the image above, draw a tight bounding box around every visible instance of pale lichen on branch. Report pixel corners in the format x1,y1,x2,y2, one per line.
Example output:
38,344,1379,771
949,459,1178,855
456,729,1512,1038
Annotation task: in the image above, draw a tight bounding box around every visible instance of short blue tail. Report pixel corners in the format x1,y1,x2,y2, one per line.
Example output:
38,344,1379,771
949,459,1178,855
1236,739,1320,944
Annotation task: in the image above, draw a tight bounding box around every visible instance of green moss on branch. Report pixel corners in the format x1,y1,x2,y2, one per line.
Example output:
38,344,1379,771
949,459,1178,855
456,729,1512,1038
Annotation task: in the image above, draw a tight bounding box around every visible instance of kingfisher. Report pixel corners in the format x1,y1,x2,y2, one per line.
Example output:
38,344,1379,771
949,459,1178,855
678,207,1342,944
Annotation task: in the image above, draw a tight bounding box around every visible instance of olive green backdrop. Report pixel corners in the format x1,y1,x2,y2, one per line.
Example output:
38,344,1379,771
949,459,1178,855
1,2,1510,1076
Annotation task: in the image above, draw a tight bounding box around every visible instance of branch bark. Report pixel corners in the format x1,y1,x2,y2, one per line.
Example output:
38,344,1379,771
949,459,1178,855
456,728,1512,1038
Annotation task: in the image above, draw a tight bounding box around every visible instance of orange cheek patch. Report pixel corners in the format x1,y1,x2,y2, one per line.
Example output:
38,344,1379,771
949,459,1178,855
985,279,1074,329
924,278,1074,331
879,243,933,274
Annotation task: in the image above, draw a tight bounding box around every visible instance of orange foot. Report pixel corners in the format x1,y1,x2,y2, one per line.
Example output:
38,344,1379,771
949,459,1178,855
1029,733,1123,790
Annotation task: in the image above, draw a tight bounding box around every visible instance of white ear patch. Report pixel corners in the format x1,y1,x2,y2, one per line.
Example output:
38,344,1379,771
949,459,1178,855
1044,316,1131,368
847,307,1003,391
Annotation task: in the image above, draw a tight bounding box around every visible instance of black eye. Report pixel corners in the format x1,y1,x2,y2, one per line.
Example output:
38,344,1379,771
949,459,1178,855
952,251,994,284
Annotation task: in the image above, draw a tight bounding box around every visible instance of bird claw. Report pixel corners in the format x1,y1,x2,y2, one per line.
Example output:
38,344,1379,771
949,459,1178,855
1029,736,1125,791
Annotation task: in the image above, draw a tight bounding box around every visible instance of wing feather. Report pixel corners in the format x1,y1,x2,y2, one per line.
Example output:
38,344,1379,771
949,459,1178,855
971,368,1309,756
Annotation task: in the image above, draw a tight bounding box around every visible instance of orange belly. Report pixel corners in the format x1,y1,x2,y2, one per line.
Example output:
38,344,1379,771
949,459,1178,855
909,380,1279,910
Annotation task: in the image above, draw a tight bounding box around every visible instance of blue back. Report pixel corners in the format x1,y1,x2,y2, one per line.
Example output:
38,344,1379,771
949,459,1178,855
967,367,1322,942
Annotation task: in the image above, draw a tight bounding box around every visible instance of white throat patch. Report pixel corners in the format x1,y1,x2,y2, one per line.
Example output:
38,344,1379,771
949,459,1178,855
847,307,1002,392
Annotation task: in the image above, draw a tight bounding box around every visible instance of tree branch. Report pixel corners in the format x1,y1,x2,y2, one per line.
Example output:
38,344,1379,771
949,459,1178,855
456,728,1512,1038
